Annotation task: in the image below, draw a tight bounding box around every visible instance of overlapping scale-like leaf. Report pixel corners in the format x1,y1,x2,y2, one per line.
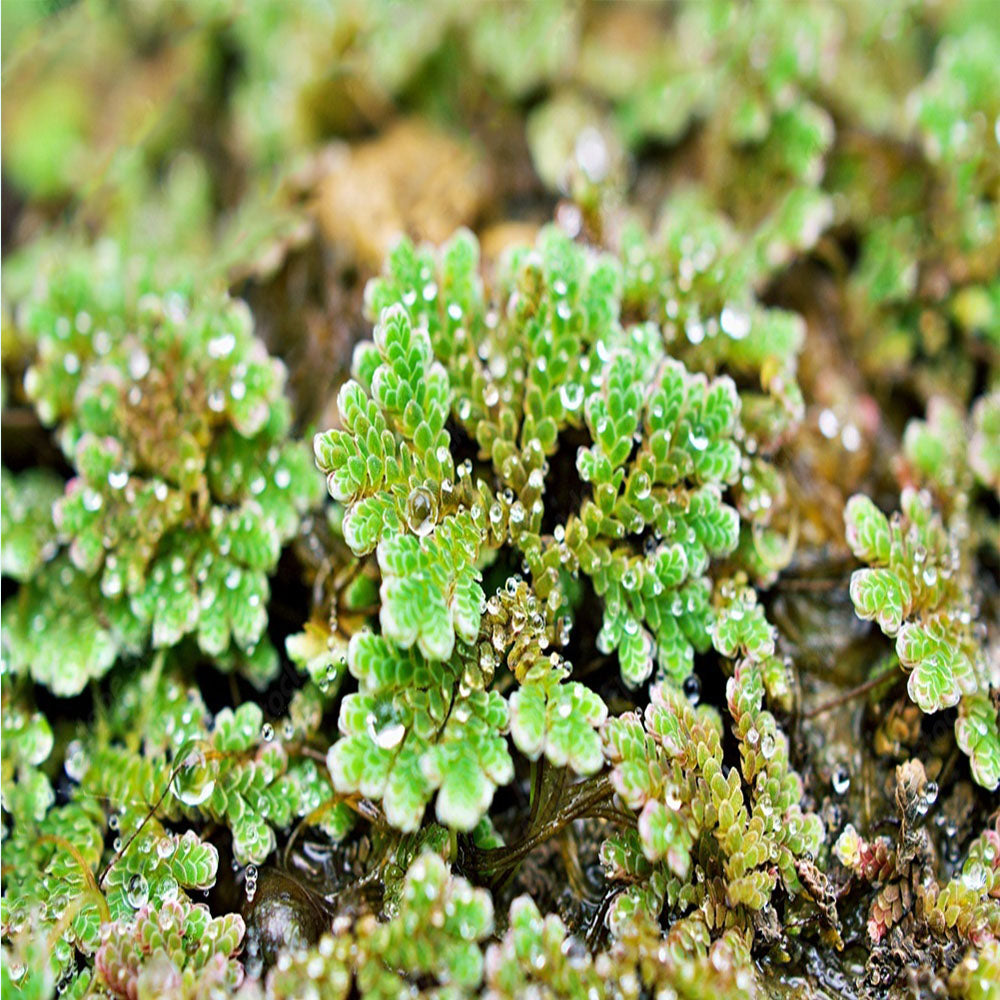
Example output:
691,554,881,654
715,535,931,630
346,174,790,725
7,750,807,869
327,632,513,832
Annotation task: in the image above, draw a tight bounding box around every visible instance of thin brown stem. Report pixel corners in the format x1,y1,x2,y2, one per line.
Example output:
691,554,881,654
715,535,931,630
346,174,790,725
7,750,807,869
97,757,185,888
774,576,852,592
801,666,899,720
468,774,614,879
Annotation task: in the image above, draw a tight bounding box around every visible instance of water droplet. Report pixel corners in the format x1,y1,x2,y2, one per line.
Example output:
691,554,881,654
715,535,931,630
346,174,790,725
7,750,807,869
962,862,987,892
832,765,850,795
720,305,751,340
208,333,236,359
575,126,609,182
172,747,216,807
558,615,572,645
483,384,500,407
261,723,274,742
82,489,104,513
633,472,651,500
688,427,709,451
128,349,151,380
108,469,129,490
818,409,839,439
683,674,701,704
65,739,89,782
760,733,776,759
664,784,683,810
556,201,582,237
369,719,406,751
558,381,585,412
841,423,861,452
406,486,438,537
159,875,179,902
126,873,149,909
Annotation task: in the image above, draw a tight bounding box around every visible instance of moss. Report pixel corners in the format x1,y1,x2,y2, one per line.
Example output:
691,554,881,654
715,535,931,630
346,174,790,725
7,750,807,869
2,2,998,998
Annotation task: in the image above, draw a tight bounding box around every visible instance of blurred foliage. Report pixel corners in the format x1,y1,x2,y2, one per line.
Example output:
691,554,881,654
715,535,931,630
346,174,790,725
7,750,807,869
2,1,999,998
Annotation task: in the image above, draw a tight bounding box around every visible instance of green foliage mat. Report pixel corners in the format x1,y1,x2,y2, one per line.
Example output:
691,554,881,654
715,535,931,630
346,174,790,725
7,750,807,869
1,1,999,998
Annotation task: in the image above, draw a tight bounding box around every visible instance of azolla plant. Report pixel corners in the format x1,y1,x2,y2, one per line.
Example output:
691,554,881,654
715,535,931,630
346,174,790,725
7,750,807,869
2,2,1000,999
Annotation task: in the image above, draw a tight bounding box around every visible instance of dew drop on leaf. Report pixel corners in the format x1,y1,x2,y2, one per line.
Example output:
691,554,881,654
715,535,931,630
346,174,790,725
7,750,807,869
962,862,987,892
559,382,584,411
172,745,216,807
375,722,406,749
64,739,89,782
159,875,179,902
720,305,751,340
406,486,438,537
126,873,149,909
688,427,709,451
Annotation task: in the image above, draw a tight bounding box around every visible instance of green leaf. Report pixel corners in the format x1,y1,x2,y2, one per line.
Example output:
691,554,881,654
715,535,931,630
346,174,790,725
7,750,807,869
0,468,62,581
898,619,978,712
849,567,909,635
328,632,512,832
956,693,1000,791
844,494,892,565
509,673,607,775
